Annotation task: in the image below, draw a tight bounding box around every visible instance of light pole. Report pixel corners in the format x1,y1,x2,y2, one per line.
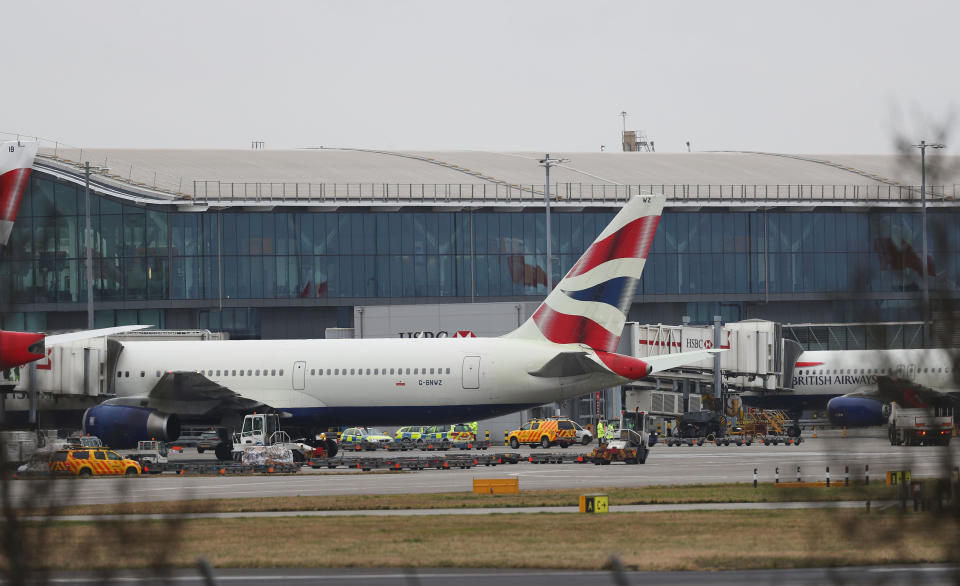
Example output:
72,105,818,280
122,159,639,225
538,154,569,291
913,140,944,347
84,162,94,329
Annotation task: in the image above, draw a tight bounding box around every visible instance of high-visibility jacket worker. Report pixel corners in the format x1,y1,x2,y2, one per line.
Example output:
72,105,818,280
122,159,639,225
605,424,617,441
597,421,605,443
469,421,478,434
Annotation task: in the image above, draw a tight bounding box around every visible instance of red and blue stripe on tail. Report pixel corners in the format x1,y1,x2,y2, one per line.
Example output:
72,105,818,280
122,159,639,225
506,194,665,352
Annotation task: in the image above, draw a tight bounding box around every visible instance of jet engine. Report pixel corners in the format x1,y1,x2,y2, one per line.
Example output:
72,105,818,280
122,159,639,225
82,404,181,448
826,395,885,427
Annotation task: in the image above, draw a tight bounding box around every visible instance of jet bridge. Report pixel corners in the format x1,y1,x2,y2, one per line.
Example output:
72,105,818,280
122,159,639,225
0,329,226,427
620,319,803,422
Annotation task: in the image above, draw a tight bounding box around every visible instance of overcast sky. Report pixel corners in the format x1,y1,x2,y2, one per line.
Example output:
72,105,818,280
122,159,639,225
4,0,958,154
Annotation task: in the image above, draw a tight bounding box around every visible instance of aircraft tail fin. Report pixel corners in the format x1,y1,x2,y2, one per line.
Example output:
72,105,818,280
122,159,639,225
505,194,665,352
1,141,39,246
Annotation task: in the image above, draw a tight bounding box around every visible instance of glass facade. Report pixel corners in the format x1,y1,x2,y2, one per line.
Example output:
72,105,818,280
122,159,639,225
2,173,958,313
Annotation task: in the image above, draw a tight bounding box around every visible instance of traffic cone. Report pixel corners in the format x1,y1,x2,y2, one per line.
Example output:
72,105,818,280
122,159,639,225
813,427,818,438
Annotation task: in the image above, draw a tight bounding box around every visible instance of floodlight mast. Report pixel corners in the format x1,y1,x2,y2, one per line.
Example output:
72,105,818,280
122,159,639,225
538,154,570,291
913,140,945,347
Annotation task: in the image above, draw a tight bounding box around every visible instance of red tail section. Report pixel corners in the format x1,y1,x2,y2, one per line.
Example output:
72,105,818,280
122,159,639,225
0,141,39,246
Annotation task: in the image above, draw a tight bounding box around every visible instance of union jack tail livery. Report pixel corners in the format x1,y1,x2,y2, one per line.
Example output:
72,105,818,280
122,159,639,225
0,141,39,246
507,194,665,352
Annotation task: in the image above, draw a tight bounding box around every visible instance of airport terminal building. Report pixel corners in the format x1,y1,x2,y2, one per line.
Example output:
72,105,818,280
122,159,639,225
2,146,959,347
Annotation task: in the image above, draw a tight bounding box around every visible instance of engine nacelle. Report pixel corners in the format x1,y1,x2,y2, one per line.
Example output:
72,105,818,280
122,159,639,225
82,404,181,449
827,395,885,427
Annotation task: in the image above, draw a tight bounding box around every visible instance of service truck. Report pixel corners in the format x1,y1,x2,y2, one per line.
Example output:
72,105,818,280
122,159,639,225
589,409,654,464
887,403,952,446
231,413,332,462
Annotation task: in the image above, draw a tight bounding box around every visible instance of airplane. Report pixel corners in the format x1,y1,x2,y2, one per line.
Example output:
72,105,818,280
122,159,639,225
740,348,959,426
81,194,721,458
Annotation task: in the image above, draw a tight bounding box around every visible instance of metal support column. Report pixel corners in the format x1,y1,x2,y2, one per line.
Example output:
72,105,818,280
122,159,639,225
713,315,723,401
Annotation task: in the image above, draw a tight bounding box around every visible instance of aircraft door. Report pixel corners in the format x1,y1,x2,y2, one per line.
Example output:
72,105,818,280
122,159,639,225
462,356,480,389
293,361,306,390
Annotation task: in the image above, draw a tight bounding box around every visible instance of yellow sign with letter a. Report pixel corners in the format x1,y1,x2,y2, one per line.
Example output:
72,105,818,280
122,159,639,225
579,494,609,513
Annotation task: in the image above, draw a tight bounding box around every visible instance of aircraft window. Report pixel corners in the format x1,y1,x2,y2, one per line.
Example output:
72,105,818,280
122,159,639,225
310,369,315,376
271,369,276,376
318,369,323,376
326,369,331,375
247,370,252,376
155,370,160,377
216,370,221,376
231,370,236,376
240,370,245,377
446,368,451,374
125,371,130,377
279,369,284,375
390,368,395,375
334,369,339,375
414,368,418,375
374,368,378,375
117,372,121,378
366,369,371,375
255,369,260,376
350,369,355,375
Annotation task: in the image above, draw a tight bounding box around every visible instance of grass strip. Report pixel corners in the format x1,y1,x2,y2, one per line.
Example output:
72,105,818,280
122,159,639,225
11,508,958,571
23,482,898,516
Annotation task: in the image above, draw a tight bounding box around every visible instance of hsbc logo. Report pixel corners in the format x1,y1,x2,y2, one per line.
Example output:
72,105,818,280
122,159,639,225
398,331,449,338
397,330,477,339
685,339,713,350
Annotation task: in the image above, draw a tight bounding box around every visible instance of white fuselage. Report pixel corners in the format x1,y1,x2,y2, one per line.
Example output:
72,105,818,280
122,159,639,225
114,336,624,426
790,348,958,396
742,348,959,412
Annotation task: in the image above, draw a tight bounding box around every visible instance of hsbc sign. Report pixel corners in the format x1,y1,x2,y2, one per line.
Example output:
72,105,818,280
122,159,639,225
397,331,449,338
397,330,477,339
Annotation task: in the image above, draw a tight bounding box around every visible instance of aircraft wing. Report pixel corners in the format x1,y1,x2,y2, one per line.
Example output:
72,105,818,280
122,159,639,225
528,349,723,379
644,349,723,375
102,371,265,416
528,352,609,377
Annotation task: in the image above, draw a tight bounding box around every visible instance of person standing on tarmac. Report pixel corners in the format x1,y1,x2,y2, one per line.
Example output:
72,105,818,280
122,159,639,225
597,420,605,444
469,421,478,440
606,421,617,441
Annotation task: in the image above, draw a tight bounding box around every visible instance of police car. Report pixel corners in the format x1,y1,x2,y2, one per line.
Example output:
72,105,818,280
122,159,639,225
394,425,430,443
340,427,393,446
422,423,476,443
